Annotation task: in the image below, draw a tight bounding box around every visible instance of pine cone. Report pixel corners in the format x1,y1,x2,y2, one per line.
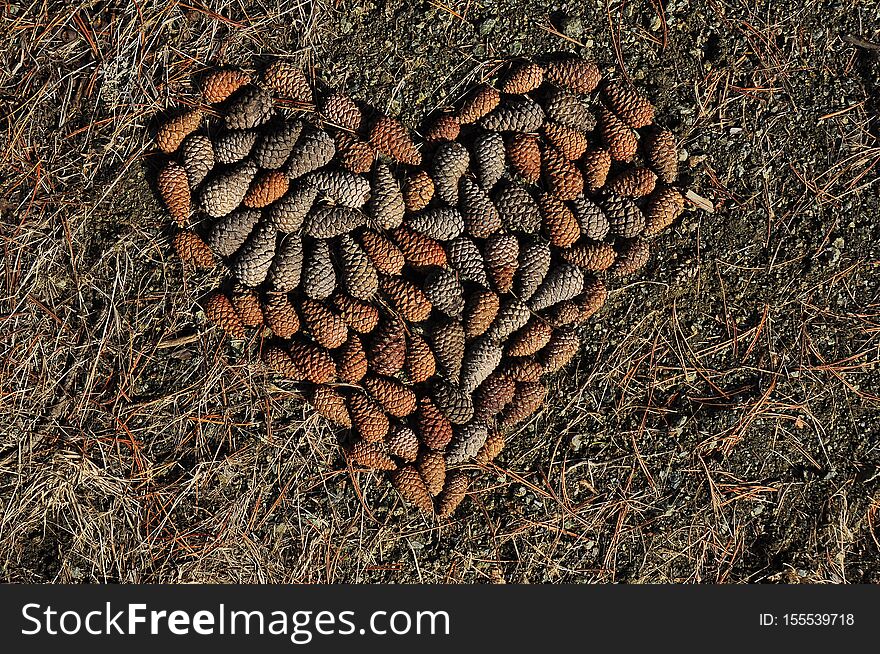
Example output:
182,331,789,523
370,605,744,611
424,114,461,142
514,237,551,301
642,127,678,184
261,60,313,102
581,146,612,193
609,238,651,277
431,141,470,204
201,68,250,103
213,129,258,164
527,262,584,311
200,161,257,218
504,358,544,382
369,115,421,166
263,293,301,338
542,145,583,201
484,298,531,342
231,223,276,287
602,193,646,238
495,183,541,233
475,428,505,464
539,192,579,248
570,194,610,240
301,299,348,349
304,205,366,239
368,318,407,376
337,334,368,383
473,372,517,421
472,132,506,190
544,89,595,131
543,300,582,328
206,207,261,257
461,337,504,392
543,56,601,94
253,119,302,169
436,471,469,517
540,327,580,372
478,96,545,133
459,177,502,239
463,289,500,340
320,91,362,131
405,332,437,384
173,230,215,269
507,318,554,357
380,275,433,322
367,162,405,230
506,133,542,183
231,287,264,327
606,166,657,198
483,233,519,294
348,392,389,442
387,425,420,462
285,126,336,179
348,440,396,470
156,108,203,154
313,385,352,427
457,84,501,124
415,397,453,450
359,230,405,276
338,234,379,300
417,450,446,496
157,161,191,226
597,106,638,162
500,59,545,94
263,345,303,379
335,132,375,174
429,319,466,380
224,85,274,130
267,235,303,292
575,276,608,322
430,379,475,424
602,80,655,128
408,207,465,241
423,268,465,317
560,241,616,271
446,422,490,465
303,170,371,208
362,376,416,418
302,239,337,300
391,465,433,513
391,227,447,268
333,294,380,334
644,187,685,236
288,339,337,383
499,381,547,427
447,236,490,287
203,291,245,339
542,121,588,160
243,170,289,208
180,134,215,188
402,170,435,212
269,183,319,232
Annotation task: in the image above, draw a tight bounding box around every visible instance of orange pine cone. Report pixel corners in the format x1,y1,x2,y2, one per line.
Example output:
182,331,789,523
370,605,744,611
363,376,418,417
263,294,300,338
201,68,251,103
157,161,191,225
156,108,203,154
348,393,390,442
203,291,245,339
348,440,397,471
416,397,453,450
172,230,215,269
312,385,352,427
391,465,434,513
288,340,337,383
337,334,369,384
243,170,289,208
369,115,421,166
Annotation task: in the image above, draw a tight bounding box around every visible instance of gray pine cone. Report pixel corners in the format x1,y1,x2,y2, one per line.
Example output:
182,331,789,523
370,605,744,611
338,234,378,300
472,132,506,190
231,223,276,287
431,141,470,205
180,134,214,188
514,237,551,301
430,379,475,425
253,119,302,169
459,177,502,239
200,160,257,217
544,88,596,131
367,162,405,230
602,192,646,238
302,170,371,208
269,183,319,232
267,235,303,292
484,298,531,342
527,262,584,311
303,205,366,239
478,96,545,133
407,207,464,241
460,336,504,392
302,239,336,299
446,236,490,287
570,194,611,240
495,184,541,233
423,268,465,317
285,126,336,179
205,207,261,257
224,85,275,130
445,421,489,466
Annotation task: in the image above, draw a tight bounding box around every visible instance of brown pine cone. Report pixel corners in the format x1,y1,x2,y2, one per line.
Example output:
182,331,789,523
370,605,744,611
602,80,655,128
348,392,390,443
180,134,215,188
606,166,658,198
560,241,617,271
363,376,417,418
320,91,362,131
543,56,601,94
288,340,337,383
173,230,215,269
506,133,542,183
461,337,504,393
359,230,404,276
423,268,465,317
348,440,397,470
479,96,545,133
415,397,453,450
231,224,276,288
391,226,448,268
380,276,433,322
367,162,405,230
333,294,380,334
391,465,433,513
302,240,337,300
156,108,203,154
231,288,264,327
609,238,651,277
457,84,501,124
157,161,191,225
201,68,251,103
267,235,303,292
243,170,289,208
436,472,469,517
424,114,461,142
642,127,679,184
540,327,580,372
542,121,588,160
597,106,638,162
500,59,545,94
503,358,544,382
499,381,547,427
337,334,368,384
335,132,375,174
429,319,466,380
539,192,580,248
417,449,446,497
369,115,421,166
644,187,685,236
261,60,313,102
475,428,505,464
285,126,336,179
263,294,301,338
402,170,435,212
447,236,490,287
543,300,583,327
527,262,584,312
203,291,245,339
313,385,352,427
542,145,583,201
473,372,517,421
581,146,612,193
430,379,475,424
338,235,379,300
472,131,506,190
463,289,500,340
514,237,552,301
368,318,407,376
224,85,274,130
300,299,348,349
575,277,608,322
507,319,554,357
483,233,519,294
459,177,502,239
405,332,436,384
387,425,420,462
263,345,303,379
